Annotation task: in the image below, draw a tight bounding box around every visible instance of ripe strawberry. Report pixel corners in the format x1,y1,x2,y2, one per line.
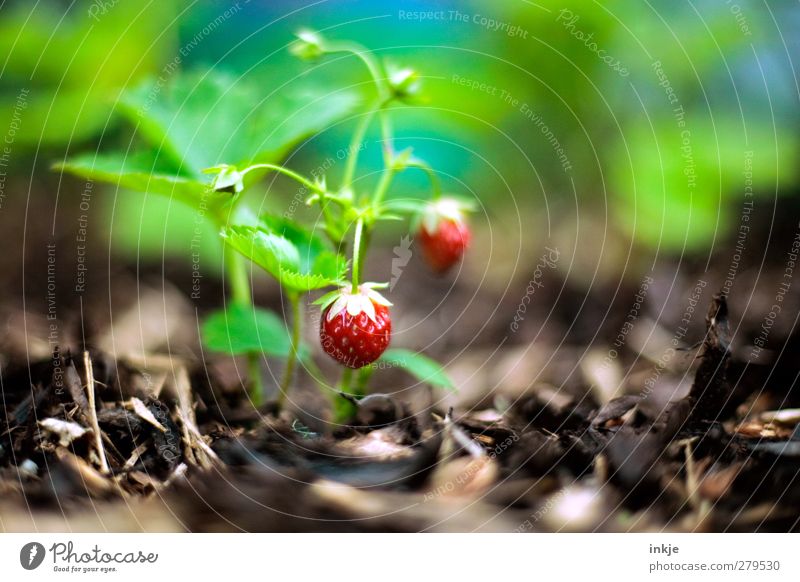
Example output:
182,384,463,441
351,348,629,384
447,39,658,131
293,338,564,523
318,283,392,368
418,198,472,273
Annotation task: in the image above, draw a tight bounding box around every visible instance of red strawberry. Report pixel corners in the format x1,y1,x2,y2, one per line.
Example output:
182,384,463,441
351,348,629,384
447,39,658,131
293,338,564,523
418,198,472,273
318,284,392,368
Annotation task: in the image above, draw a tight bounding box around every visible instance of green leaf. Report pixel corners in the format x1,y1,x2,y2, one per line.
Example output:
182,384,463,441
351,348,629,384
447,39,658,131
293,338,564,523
0,2,176,146
222,219,346,293
611,118,798,251
55,151,231,214
260,214,330,274
202,304,291,356
109,192,224,271
379,348,456,392
55,69,359,265
117,70,360,174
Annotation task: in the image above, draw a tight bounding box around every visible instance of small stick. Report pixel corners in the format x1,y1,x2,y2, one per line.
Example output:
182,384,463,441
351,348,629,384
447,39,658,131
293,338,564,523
83,351,109,474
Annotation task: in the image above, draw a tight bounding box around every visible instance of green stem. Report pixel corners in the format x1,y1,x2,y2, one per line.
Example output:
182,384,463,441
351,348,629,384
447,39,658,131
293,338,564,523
350,217,365,293
339,366,354,394
354,366,374,395
241,163,324,194
342,104,379,191
406,158,442,199
223,240,264,406
334,367,356,424
279,293,302,407
225,243,251,306
326,41,389,102
371,167,396,214
378,109,394,165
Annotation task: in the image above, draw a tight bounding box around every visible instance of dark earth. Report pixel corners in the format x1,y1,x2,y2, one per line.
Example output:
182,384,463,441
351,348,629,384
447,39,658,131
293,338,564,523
1,184,799,533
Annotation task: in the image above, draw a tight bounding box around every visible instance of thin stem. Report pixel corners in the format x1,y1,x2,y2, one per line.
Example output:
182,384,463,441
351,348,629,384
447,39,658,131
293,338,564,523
371,167,396,213
354,366,374,396
279,293,302,407
339,366,354,394
406,158,442,199
351,217,365,293
333,366,356,424
326,41,389,102
378,109,394,164
342,104,379,191
222,223,263,406
224,244,251,306
241,163,324,194
325,41,394,184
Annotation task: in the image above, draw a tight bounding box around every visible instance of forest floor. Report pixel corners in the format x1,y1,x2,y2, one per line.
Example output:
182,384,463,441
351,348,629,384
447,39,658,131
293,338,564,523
1,194,799,532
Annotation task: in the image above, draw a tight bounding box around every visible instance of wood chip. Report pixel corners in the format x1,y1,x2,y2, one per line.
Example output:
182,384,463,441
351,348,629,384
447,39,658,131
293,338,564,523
173,366,221,470
698,463,743,501
122,442,149,471
760,409,800,427
127,397,167,433
83,351,110,474
55,447,116,496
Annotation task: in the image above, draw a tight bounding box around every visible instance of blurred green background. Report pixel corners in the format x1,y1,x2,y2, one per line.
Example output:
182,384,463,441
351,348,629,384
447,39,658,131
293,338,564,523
1,0,797,282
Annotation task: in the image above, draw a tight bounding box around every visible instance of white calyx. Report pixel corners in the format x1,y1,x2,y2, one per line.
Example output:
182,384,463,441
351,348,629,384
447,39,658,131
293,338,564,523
423,197,467,233
326,283,392,323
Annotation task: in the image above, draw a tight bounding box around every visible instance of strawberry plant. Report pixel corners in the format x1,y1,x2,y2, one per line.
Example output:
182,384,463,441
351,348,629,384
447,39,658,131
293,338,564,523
218,30,469,420
57,31,468,420
56,70,358,405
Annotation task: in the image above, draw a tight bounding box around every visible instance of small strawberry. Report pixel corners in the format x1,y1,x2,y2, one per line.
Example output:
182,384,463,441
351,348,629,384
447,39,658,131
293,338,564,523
317,283,392,369
418,198,472,273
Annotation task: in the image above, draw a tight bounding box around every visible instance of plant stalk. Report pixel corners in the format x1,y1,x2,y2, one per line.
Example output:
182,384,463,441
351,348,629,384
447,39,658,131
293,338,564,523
406,158,442,199
351,217,365,293
334,367,356,424
371,167,396,214
354,366,374,395
279,292,302,407
326,41,389,102
342,104,379,191
223,232,264,407
242,163,325,193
